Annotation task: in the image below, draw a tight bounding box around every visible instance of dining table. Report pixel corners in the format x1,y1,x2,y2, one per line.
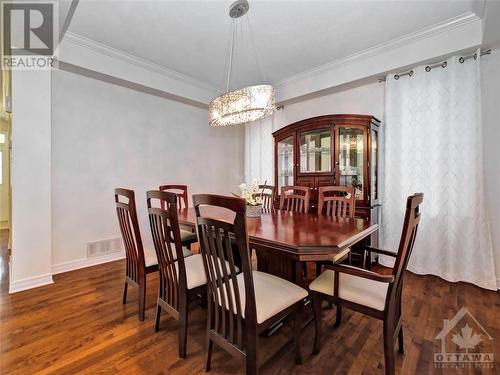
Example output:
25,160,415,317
178,207,378,287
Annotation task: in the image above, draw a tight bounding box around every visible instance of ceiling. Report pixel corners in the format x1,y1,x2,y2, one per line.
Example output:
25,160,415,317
67,0,484,91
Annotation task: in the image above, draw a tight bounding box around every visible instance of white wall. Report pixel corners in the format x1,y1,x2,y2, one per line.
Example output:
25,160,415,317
10,69,53,292
51,69,244,267
245,81,385,183
481,48,500,283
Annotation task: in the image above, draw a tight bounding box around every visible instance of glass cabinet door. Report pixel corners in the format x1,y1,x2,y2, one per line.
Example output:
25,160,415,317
337,126,366,201
277,136,294,190
299,129,331,173
370,129,378,201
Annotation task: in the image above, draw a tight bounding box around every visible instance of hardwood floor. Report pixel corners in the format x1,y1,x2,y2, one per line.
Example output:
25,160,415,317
0,239,498,374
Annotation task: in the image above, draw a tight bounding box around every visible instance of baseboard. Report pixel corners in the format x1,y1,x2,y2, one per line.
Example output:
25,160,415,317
9,273,54,294
52,251,125,275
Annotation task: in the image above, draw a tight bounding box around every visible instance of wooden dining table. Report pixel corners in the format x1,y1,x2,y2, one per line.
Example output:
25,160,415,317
178,207,378,287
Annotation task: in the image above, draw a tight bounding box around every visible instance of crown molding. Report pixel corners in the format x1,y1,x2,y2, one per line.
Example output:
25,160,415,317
62,12,482,104
275,12,481,88
63,31,221,94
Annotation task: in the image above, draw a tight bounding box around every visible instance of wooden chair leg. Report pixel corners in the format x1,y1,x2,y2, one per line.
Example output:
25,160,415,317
179,304,188,359
205,302,213,372
293,302,303,364
154,303,161,332
122,281,128,304
302,262,308,278
398,326,404,354
245,328,258,375
383,320,396,375
312,293,322,355
315,262,322,277
138,280,146,321
205,337,213,372
335,305,342,327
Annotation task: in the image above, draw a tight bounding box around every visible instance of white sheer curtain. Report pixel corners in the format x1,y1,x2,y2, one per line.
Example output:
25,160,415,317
382,52,498,290
244,111,284,184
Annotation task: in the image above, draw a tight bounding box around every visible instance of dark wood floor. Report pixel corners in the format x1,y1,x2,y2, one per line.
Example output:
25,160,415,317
0,233,499,374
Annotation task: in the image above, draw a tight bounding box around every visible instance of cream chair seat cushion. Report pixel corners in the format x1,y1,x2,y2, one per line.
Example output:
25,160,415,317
175,254,206,290
180,229,197,242
174,254,240,290
217,271,308,324
309,268,389,311
144,246,193,268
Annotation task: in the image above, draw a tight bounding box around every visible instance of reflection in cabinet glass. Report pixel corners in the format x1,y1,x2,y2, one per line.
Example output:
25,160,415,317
371,129,378,200
338,127,364,200
300,129,331,173
277,136,294,190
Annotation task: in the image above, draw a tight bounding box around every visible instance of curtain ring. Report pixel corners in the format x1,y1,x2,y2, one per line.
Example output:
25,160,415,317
394,74,399,80
425,66,431,72
409,70,414,77
442,61,447,68
473,52,478,60
459,57,465,63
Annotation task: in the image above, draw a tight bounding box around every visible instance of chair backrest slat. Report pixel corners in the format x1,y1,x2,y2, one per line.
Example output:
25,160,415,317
386,193,423,310
318,186,356,218
147,190,186,310
159,184,189,210
279,186,310,213
115,188,145,283
194,194,255,349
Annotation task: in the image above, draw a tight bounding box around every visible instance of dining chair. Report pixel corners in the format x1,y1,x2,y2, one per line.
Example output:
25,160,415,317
316,186,356,276
309,193,423,375
279,185,311,276
279,185,310,213
193,194,308,375
115,188,158,321
252,184,275,210
159,184,198,249
147,190,206,358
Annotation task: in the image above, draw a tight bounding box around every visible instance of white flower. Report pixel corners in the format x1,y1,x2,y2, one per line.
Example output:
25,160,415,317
236,180,264,206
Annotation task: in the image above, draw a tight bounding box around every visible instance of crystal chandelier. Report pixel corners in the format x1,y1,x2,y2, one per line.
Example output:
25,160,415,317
208,0,275,127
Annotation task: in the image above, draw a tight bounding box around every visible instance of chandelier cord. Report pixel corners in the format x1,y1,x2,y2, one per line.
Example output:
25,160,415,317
226,18,237,92
245,14,267,83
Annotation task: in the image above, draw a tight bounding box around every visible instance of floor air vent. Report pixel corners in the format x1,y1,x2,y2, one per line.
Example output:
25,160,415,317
87,238,123,258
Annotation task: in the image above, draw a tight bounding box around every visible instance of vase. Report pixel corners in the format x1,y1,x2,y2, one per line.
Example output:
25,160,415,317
246,204,262,217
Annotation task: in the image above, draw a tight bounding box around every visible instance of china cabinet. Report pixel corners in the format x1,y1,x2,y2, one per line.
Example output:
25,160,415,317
273,114,381,220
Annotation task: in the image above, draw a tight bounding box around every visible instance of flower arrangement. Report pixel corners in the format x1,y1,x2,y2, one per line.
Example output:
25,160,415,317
234,180,263,206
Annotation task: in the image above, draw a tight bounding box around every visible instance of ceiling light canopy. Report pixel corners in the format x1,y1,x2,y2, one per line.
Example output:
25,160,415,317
208,0,275,127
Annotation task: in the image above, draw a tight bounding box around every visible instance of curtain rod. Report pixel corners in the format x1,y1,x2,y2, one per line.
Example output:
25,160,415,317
378,49,491,83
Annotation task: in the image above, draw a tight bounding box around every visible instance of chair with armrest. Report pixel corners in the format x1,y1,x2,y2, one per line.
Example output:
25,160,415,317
309,193,423,375
316,186,356,276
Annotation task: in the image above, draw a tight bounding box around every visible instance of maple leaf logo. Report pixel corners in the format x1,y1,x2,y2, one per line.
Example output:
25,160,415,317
451,324,482,352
